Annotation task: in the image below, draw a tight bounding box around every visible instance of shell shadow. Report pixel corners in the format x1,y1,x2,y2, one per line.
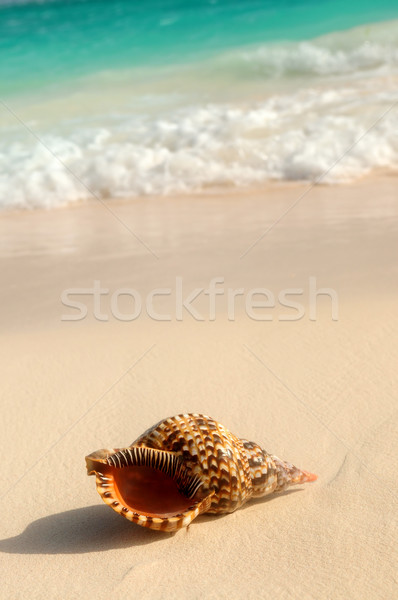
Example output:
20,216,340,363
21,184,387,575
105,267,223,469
0,490,303,555
0,505,172,555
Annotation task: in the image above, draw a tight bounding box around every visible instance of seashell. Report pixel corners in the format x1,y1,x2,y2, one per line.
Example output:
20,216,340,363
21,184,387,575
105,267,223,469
86,413,317,532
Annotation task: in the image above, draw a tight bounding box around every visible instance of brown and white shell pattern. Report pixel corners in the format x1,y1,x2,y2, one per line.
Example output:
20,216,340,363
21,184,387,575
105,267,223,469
86,413,316,532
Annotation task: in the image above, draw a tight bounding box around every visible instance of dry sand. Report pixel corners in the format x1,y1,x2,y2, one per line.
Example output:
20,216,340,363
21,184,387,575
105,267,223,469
1,177,397,599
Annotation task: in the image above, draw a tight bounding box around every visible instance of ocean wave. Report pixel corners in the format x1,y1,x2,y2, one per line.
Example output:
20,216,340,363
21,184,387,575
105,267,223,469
1,20,398,209
220,21,398,79
1,85,397,210
232,40,398,78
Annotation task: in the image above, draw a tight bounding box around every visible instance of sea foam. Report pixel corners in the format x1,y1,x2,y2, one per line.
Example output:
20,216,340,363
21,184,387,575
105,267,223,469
1,20,398,210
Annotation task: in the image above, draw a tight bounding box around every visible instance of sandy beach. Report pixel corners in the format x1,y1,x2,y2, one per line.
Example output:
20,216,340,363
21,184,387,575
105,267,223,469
0,176,397,599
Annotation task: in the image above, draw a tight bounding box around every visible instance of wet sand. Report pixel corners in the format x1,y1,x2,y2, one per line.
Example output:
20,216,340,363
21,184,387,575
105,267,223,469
1,176,397,599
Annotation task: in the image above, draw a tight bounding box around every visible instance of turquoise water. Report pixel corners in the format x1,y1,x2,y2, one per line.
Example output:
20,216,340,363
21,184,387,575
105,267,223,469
1,0,398,209
1,0,398,95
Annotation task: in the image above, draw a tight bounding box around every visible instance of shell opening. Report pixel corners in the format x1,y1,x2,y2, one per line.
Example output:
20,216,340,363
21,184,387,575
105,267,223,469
112,464,198,517
87,446,208,520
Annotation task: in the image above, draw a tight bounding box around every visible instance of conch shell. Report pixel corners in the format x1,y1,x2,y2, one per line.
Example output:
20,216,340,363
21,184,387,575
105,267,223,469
86,413,316,532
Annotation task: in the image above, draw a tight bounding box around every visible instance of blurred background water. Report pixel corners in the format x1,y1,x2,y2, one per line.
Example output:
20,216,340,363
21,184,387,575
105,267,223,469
1,0,398,209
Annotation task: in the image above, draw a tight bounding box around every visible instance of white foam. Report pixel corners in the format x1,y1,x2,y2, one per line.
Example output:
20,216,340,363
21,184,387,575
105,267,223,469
223,19,398,78
2,20,398,210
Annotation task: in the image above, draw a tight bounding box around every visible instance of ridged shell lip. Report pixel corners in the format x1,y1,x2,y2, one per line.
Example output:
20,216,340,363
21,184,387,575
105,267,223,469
86,446,213,530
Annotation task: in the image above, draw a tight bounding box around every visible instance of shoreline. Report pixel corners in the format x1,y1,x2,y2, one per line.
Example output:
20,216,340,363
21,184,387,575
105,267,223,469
1,167,397,217
1,174,397,333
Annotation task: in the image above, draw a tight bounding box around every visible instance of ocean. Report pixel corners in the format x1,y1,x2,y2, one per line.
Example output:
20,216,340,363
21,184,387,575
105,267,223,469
1,0,398,210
